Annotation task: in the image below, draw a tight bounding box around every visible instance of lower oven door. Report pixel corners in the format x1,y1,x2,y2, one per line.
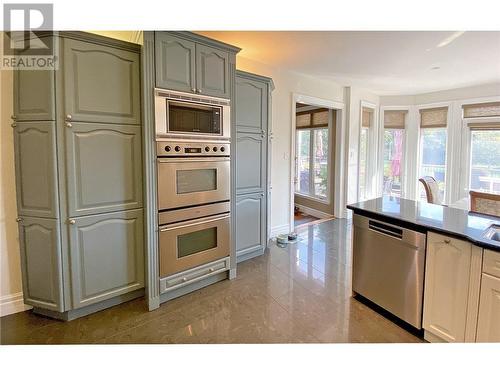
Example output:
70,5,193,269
159,213,230,277
157,157,230,210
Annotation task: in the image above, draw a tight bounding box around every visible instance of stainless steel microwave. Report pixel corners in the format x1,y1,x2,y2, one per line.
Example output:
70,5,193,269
155,88,230,139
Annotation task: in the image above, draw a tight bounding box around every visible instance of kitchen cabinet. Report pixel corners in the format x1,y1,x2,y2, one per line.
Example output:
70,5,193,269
12,32,144,320
68,209,144,308
423,232,478,342
476,250,500,342
13,121,59,218
154,32,232,98
17,217,63,312
234,71,274,263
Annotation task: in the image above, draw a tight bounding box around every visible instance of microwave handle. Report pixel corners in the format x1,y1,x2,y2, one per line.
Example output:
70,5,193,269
159,213,230,232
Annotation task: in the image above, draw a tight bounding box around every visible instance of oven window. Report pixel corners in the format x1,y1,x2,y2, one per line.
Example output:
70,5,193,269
168,102,221,134
176,169,217,194
177,227,217,258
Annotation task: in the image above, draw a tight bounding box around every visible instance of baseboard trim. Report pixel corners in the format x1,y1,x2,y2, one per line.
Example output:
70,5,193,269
0,292,32,317
295,204,334,219
270,223,290,238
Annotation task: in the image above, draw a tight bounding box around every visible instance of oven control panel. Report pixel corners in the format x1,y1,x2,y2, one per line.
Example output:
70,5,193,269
157,141,230,157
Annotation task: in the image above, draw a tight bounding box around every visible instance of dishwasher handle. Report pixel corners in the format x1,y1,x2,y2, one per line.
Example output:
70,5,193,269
368,220,403,239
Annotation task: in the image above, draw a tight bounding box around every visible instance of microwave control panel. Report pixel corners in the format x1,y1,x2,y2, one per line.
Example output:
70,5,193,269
156,141,230,157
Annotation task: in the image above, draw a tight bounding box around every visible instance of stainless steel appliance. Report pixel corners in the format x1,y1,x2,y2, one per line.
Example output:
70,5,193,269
352,214,427,329
156,140,230,210
155,88,230,139
159,202,230,277
156,139,231,278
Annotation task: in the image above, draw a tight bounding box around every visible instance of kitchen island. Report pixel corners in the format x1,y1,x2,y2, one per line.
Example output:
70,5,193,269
347,196,500,343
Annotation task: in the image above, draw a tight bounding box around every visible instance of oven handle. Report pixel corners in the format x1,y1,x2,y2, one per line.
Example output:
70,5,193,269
157,157,230,163
159,213,230,232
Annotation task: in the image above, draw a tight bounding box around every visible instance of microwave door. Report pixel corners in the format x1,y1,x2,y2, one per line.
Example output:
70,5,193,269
167,101,222,136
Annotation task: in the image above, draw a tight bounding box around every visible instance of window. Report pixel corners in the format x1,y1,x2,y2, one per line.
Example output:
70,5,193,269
382,110,406,197
359,107,373,201
418,107,448,201
469,126,500,194
296,109,330,201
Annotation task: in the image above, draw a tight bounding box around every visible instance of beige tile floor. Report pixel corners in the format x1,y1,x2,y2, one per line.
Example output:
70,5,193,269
0,219,422,344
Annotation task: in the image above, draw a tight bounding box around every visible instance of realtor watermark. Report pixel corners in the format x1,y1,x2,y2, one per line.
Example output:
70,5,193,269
1,3,58,70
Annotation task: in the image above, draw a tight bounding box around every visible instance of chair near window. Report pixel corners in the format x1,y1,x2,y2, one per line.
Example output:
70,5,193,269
469,191,500,217
419,176,443,205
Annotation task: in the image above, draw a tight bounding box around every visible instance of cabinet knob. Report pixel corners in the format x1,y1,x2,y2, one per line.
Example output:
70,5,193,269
444,239,451,244
65,122,72,128
191,88,196,93
11,115,17,120
65,114,72,120
15,217,23,223
68,219,76,225
182,277,188,282
11,122,17,128
197,89,202,94
208,268,214,273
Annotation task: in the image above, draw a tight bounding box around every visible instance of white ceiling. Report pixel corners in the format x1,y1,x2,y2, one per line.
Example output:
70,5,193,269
197,31,500,95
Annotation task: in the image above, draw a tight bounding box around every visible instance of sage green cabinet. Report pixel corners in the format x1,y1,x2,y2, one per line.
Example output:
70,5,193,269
155,33,196,93
69,209,144,308
13,32,144,320
13,121,59,218
63,38,141,125
196,44,229,98
65,123,143,217
154,32,232,99
18,217,63,312
234,71,273,263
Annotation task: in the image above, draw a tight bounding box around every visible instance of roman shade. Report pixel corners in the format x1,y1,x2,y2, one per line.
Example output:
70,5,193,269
362,107,374,128
384,110,407,129
296,109,329,129
463,102,500,118
420,107,448,128
467,121,500,130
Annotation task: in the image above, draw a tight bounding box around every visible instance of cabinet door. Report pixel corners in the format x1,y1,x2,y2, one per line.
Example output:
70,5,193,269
423,232,472,342
13,121,59,218
476,274,500,342
69,209,144,308
155,33,196,93
196,44,229,98
18,217,63,312
236,78,267,134
13,36,55,121
63,38,141,124
65,123,143,217
235,193,265,261
236,133,266,194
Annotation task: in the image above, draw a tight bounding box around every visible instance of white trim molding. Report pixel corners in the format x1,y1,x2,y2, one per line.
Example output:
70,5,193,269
295,204,334,220
0,292,31,317
270,224,291,238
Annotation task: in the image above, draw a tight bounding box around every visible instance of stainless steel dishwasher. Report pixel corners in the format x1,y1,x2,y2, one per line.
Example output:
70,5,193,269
352,214,427,329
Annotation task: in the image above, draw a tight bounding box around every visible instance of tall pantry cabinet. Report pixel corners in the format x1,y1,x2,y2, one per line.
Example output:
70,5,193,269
12,32,144,320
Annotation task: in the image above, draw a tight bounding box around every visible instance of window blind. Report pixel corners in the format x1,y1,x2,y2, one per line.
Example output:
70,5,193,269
361,107,373,128
420,107,448,128
296,109,329,129
463,102,500,118
467,122,500,130
384,110,407,129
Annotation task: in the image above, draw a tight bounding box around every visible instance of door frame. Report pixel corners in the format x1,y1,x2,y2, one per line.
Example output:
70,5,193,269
290,93,346,232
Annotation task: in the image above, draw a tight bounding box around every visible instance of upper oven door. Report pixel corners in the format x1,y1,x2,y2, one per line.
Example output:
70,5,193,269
157,157,230,210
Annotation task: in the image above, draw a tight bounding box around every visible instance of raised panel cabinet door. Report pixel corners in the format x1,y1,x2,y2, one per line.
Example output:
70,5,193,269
13,121,59,218
63,38,140,124
65,123,143,217
18,217,63,311
155,33,196,93
476,274,500,342
196,44,229,98
423,232,472,342
13,36,55,121
235,77,267,134
236,133,266,194
235,193,265,260
69,209,144,308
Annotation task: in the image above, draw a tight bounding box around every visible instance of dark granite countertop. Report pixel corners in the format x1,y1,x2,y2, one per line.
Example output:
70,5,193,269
347,196,500,252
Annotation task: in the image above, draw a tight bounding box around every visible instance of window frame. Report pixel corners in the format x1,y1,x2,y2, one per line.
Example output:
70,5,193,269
295,125,331,203
358,101,377,202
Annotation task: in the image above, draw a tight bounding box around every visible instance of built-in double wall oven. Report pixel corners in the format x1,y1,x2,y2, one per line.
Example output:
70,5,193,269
156,135,231,278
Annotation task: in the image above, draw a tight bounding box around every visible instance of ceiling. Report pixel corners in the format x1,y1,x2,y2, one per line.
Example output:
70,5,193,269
197,31,500,96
